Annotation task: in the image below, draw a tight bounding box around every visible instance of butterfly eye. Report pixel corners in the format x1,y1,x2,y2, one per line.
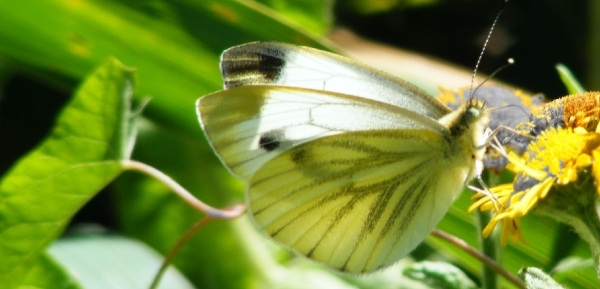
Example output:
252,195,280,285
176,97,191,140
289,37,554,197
468,107,481,119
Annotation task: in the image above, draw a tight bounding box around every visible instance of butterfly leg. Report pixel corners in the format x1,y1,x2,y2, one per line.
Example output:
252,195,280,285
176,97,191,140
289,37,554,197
467,178,502,211
468,127,504,210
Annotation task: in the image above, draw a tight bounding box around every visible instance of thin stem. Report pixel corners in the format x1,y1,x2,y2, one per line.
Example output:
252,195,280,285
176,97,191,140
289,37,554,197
583,197,600,253
431,229,525,289
149,217,212,289
121,160,247,289
479,172,502,289
478,210,499,289
122,160,246,219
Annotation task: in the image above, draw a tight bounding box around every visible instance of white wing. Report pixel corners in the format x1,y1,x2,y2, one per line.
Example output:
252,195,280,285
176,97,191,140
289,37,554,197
197,85,449,180
220,42,451,119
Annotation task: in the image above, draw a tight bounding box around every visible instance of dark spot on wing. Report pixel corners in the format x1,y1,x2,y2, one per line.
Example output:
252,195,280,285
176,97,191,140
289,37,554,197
257,52,284,82
291,148,306,163
258,132,281,152
221,47,285,87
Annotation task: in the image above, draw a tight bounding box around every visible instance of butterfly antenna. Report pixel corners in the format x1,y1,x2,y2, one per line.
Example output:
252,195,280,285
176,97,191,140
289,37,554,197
470,0,509,99
471,58,515,97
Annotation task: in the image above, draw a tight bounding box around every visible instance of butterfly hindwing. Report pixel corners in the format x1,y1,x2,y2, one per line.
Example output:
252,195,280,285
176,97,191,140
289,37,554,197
248,130,469,272
220,42,451,120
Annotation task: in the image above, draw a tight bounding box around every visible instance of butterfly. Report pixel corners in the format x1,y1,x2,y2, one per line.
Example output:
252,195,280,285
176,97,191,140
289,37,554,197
197,42,490,273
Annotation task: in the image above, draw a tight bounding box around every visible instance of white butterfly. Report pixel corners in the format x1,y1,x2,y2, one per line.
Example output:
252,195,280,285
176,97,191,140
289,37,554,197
197,42,490,273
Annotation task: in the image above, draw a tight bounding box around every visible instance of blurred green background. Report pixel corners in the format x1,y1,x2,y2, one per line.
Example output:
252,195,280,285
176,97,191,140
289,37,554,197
0,0,598,288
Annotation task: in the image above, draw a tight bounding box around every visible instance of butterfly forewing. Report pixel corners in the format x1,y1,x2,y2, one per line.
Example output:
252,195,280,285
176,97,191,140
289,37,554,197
198,85,447,180
248,130,471,272
220,42,451,120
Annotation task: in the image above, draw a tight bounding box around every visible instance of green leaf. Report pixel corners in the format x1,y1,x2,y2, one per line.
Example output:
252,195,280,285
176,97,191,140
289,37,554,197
0,0,332,137
519,267,566,289
49,230,195,289
344,0,437,15
255,0,333,34
0,58,133,287
555,63,585,94
404,261,477,289
19,253,83,289
551,256,594,276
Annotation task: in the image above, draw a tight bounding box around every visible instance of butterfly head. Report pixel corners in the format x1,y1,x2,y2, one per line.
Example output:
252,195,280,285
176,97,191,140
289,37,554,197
442,99,489,137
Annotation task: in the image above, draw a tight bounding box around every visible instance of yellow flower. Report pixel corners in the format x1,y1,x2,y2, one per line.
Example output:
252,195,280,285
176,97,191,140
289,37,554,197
470,91,600,244
437,86,544,172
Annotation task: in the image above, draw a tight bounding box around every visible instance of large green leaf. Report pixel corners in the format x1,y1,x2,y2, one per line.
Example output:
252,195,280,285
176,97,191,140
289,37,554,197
0,58,132,287
0,0,332,137
255,0,333,34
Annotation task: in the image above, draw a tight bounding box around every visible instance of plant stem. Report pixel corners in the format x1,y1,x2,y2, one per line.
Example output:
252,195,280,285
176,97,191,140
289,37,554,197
122,160,246,219
148,218,212,289
477,209,500,289
121,160,247,289
431,229,525,289
479,172,502,289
